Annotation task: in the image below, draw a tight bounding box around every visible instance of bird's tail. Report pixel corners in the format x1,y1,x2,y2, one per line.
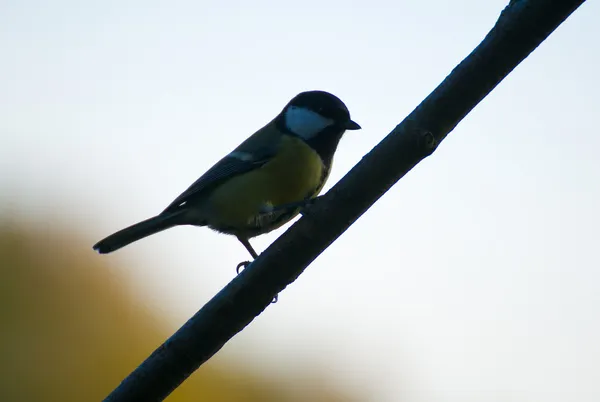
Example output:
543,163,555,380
93,211,186,254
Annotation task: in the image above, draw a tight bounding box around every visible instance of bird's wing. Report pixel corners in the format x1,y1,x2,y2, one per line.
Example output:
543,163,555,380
161,123,281,214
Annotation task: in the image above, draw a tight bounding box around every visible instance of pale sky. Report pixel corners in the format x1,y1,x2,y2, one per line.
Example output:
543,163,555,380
1,1,599,401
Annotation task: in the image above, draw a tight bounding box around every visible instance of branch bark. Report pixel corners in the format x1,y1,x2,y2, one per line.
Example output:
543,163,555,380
104,1,587,400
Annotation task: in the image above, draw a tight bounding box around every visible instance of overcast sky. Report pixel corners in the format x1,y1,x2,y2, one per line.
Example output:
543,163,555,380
2,1,599,401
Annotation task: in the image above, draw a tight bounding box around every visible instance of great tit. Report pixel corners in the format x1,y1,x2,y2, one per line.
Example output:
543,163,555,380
93,90,360,259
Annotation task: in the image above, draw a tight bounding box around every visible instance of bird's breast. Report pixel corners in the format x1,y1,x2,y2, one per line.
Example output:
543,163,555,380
260,135,325,203
206,135,325,235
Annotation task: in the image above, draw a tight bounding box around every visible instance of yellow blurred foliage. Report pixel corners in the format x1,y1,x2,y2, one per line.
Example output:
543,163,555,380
0,220,356,402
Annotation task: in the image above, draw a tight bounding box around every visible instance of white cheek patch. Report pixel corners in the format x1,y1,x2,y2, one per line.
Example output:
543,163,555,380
284,106,334,139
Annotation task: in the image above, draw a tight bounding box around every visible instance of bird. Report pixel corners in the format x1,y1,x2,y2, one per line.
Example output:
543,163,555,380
93,90,360,260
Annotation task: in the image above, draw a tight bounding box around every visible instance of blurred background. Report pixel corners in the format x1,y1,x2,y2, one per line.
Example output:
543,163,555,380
1,1,599,401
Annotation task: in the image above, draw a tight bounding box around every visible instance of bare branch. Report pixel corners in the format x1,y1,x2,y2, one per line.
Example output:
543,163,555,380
104,1,587,401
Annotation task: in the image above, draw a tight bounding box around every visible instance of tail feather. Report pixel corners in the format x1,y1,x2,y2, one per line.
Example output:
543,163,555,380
93,212,185,254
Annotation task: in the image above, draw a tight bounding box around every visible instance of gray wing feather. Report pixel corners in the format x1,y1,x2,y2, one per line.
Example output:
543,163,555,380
161,154,270,214
161,124,281,214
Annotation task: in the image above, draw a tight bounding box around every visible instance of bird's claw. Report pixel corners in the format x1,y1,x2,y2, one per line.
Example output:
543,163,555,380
258,196,323,217
235,261,278,303
298,196,322,216
236,260,251,274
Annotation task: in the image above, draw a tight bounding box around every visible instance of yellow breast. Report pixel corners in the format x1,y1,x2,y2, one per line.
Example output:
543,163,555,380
206,135,325,234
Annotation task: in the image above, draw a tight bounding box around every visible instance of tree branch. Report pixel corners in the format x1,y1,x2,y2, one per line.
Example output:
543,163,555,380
104,1,587,400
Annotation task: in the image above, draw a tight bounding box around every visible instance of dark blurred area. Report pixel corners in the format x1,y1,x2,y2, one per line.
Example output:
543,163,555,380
0,218,358,401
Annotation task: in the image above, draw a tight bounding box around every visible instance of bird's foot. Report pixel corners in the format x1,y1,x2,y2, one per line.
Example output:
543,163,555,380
236,260,251,274
297,196,322,216
259,196,323,217
235,260,278,304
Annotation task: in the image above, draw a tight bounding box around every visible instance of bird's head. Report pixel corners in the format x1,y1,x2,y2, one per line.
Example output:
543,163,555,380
279,90,361,140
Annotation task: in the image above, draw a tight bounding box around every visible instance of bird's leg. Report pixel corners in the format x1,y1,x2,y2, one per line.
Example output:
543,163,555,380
297,196,322,216
238,236,258,259
240,197,324,301
235,236,278,304
236,236,257,274
259,196,324,216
